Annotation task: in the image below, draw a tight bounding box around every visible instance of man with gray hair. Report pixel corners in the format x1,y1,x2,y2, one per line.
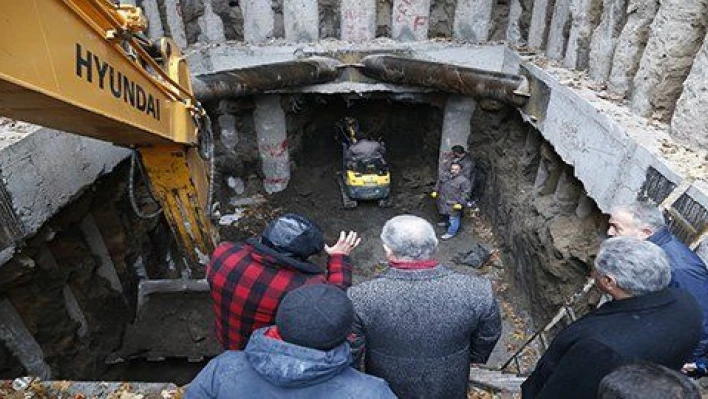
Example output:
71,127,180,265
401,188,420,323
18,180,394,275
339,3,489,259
348,214,501,398
522,237,703,399
608,201,708,375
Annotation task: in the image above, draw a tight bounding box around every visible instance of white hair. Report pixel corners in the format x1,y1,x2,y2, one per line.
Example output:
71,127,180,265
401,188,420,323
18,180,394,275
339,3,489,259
612,201,666,233
595,237,671,296
380,215,438,261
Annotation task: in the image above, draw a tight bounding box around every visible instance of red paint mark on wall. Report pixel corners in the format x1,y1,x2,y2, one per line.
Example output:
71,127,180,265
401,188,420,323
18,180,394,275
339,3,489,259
261,140,289,157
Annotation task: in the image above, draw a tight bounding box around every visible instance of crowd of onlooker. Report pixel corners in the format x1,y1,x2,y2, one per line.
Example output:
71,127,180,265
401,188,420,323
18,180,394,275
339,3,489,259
184,145,708,398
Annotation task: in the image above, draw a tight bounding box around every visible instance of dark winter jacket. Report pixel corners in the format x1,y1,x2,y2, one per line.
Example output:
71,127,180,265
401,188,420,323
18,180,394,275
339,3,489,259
648,227,708,362
440,153,476,189
348,265,501,399
207,239,352,350
435,173,471,216
185,327,396,399
347,139,385,161
521,288,702,399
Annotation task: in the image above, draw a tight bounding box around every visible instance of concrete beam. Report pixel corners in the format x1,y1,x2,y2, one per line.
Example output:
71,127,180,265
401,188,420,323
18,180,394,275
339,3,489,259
453,0,494,43
284,0,319,42
186,42,510,78
391,0,431,41
517,61,708,217
241,0,275,43
341,0,376,42
254,95,290,194
0,298,51,379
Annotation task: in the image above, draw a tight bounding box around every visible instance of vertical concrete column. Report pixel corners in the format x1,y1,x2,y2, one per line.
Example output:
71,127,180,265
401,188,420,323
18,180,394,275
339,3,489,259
254,96,290,194
141,0,165,41
506,0,525,46
164,0,188,48
341,0,376,42
392,0,431,41
522,129,543,178
0,299,52,379
546,0,571,60
607,0,659,97
588,0,628,83
453,0,494,42
528,0,553,49
35,244,89,338
554,169,583,212
671,30,708,149
534,144,563,196
564,0,602,70
62,286,88,338
198,0,227,43
284,0,319,42
438,97,477,174
79,214,124,295
218,113,239,151
241,0,275,42
630,0,708,120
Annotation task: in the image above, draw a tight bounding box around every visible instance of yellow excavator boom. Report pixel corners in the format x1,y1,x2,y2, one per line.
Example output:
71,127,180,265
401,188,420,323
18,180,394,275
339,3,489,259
0,0,217,267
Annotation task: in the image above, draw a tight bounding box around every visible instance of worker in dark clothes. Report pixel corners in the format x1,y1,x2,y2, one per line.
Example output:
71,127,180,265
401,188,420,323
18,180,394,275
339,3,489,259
206,213,360,350
432,162,472,240
522,237,703,399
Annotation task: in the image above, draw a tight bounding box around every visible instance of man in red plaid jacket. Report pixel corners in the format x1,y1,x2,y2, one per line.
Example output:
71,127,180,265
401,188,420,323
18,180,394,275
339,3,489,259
207,213,361,350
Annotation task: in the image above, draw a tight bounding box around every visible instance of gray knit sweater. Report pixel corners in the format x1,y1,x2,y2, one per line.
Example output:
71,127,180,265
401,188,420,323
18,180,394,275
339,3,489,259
348,265,501,399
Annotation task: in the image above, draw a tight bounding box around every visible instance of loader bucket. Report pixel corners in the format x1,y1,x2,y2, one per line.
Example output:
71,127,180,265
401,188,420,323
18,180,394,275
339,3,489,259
113,279,220,362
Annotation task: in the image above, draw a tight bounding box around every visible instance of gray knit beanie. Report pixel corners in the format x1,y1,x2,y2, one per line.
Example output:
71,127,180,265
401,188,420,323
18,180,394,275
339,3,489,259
276,284,354,350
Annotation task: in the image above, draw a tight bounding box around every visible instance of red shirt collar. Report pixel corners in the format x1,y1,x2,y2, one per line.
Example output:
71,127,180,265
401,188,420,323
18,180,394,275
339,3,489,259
264,326,283,341
389,259,438,270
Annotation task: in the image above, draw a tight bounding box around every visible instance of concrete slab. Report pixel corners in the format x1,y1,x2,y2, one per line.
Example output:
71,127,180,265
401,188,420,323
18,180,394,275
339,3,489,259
0,125,129,266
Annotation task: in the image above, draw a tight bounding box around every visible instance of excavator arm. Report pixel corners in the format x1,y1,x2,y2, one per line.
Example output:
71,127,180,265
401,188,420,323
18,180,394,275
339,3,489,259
0,0,217,267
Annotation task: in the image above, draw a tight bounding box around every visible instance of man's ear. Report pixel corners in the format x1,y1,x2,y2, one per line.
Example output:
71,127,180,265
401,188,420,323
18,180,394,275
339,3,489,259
383,244,393,258
639,227,654,240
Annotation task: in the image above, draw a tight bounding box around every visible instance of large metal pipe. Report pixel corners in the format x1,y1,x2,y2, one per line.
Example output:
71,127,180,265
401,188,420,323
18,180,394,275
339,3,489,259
360,55,530,107
192,57,341,102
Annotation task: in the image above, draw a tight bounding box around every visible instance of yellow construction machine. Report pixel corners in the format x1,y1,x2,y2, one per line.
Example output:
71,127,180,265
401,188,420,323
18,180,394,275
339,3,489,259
0,0,223,360
0,0,217,267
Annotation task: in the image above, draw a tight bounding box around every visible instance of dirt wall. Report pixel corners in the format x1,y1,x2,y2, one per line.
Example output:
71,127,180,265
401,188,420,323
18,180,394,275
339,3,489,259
469,107,604,321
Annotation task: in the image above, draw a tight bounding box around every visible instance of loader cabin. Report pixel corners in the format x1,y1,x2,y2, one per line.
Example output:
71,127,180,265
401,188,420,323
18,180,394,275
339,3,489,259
1,0,708,396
